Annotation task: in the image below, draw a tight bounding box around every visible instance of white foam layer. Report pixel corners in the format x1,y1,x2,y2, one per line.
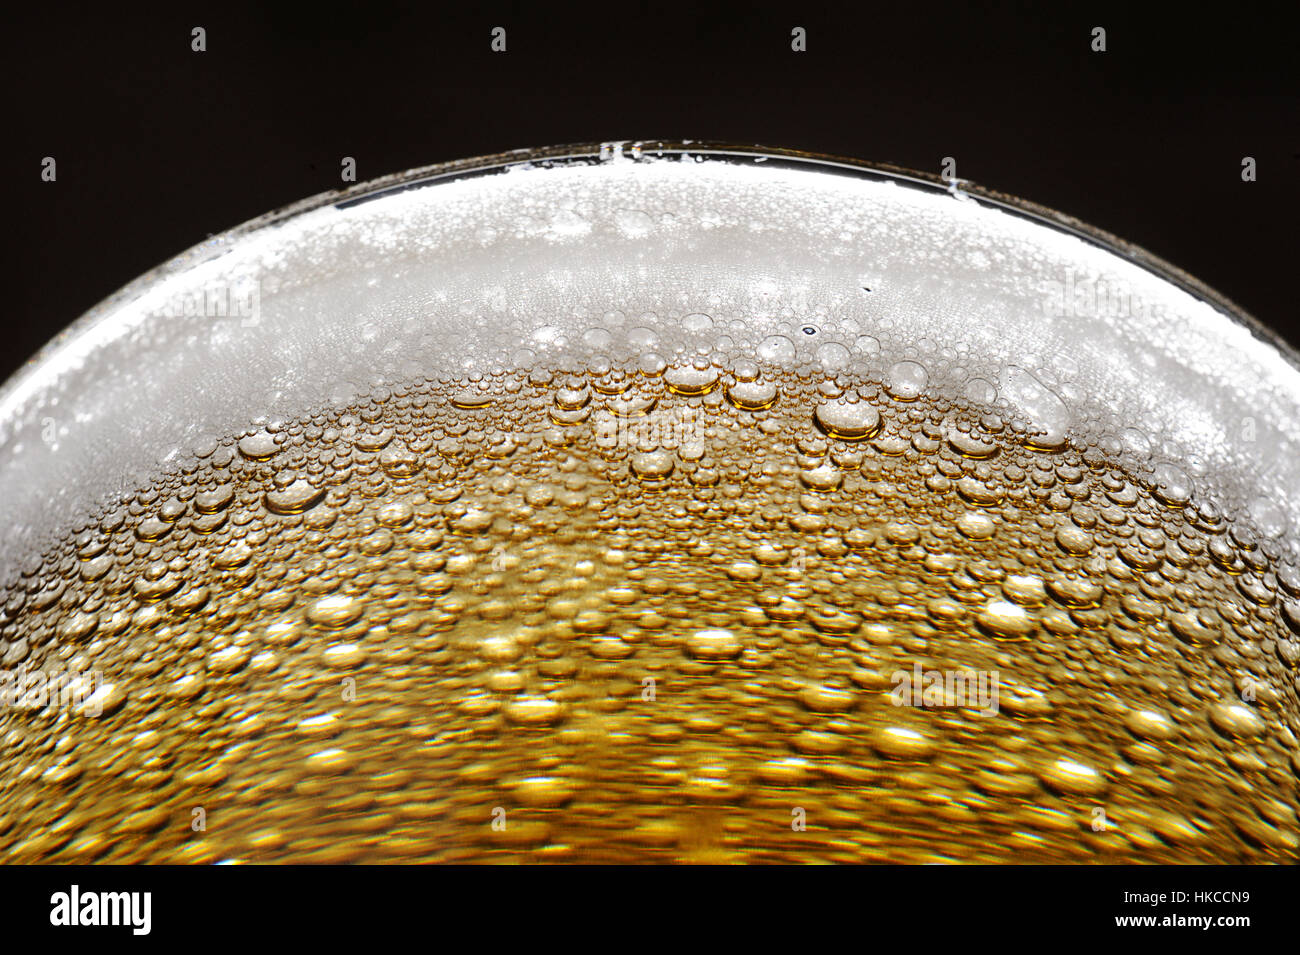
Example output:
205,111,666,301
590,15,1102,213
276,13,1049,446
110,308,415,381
2,147,1298,578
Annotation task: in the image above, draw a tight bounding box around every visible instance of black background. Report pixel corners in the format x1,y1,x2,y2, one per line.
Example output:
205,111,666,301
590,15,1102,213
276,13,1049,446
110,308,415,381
3,862,1280,940
3,2,1297,385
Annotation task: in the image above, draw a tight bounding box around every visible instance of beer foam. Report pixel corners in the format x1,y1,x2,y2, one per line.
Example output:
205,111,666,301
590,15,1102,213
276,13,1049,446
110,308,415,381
2,146,1298,578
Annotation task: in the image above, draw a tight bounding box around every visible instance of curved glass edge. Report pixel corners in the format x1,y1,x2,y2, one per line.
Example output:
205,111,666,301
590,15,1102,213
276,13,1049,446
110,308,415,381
4,140,1294,412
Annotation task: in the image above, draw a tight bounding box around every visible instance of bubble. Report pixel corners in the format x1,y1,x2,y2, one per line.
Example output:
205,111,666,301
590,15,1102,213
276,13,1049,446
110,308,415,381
816,343,851,371
757,335,796,365
725,380,778,411
800,465,843,491
947,430,998,459
797,683,855,712
685,628,743,661
238,431,279,460
872,726,936,760
956,511,996,540
555,382,592,410
1002,575,1047,606
379,443,422,477
452,509,496,534
1054,525,1094,555
630,450,675,480
135,517,172,542
502,696,566,726
321,643,366,667
1169,611,1222,647
638,352,667,376
626,326,660,349
725,560,762,582
1125,708,1176,741
885,361,928,401
972,756,1037,797
1121,427,1151,456
79,681,126,717
608,394,658,417
209,644,251,673
1040,757,1106,796
975,600,1035,639
375,500,415,527
194,484,235,513
265,479,326,515
853,336,881,358
306,595,363,629
167,672,206,700
964,378,997,404
304,748,353,772
1151,464,1192,507
511,776,576,807
354,429,393,452
813,400,882,441
956,477,1004,507
1207,702,1265,739
1045,576,1103,608
58,611,100,643
999,366,1070,450
756,756,813,786
664,364,720,396
451,391,495,410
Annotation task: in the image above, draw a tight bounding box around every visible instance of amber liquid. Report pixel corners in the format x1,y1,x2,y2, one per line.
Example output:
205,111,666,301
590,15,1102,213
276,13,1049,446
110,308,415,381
1,360,1296,862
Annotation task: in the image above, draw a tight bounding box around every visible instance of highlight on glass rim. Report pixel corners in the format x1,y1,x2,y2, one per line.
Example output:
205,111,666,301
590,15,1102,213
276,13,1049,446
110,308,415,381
1,142,1297,865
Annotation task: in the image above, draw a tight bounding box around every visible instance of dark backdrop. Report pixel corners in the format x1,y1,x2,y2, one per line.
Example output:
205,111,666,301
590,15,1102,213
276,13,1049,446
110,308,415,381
4,2,1297,383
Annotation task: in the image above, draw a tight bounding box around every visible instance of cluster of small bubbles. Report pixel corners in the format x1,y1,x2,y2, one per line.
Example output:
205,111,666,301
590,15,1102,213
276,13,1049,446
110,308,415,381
0,345,1296,864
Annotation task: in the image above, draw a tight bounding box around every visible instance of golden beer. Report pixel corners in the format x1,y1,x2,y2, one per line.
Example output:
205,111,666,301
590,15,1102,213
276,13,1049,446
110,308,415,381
1,145,1296,863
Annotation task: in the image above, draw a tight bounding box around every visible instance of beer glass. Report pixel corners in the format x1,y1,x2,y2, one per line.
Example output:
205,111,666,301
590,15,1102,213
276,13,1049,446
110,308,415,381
1,143,1296,863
